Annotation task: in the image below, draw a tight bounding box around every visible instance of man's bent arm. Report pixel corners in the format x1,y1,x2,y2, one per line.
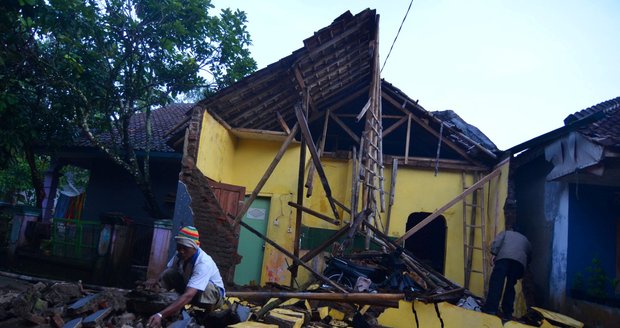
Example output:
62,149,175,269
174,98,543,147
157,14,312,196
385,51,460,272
147,287,198,327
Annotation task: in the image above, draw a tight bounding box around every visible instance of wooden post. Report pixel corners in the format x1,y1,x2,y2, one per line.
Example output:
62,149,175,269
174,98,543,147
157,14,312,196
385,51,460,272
384,158,398,234
396,158,509,243
405,114,411,164
234,123,299,226
294,103,340,221
306,109,330,197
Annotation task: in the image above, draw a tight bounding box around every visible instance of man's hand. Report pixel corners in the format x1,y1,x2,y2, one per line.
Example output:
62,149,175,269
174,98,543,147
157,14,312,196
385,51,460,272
147,312,163,327
144,278,160,291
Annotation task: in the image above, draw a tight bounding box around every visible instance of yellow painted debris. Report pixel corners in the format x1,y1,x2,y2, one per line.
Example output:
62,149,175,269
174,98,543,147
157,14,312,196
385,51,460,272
266,308,305,328
279,298,311,312
377,300,571,328
328,308,345,321
531,306,584,328
504,320,543,328
228,322,278,328
317,307,329,320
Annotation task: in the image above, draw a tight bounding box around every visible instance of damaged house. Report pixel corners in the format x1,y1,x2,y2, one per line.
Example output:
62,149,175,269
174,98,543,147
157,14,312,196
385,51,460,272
164,8,510,312
6,103,193,286
507,97,620,327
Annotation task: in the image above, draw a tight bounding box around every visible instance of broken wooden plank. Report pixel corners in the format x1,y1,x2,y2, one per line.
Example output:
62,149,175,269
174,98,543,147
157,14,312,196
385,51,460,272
234,123,300,226
396,158,509,243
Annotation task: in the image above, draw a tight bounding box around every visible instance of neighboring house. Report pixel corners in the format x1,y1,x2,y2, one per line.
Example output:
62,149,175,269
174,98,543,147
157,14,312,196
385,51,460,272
20,103,193,284
170,9,508,303
507,97,620,326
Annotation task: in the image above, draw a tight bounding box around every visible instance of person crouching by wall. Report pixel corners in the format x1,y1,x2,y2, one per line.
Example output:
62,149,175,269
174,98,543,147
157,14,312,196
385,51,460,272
146,226,225,328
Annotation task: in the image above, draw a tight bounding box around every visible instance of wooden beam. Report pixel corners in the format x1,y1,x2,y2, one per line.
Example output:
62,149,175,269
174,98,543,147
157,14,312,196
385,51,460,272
208,109,232,130
294,103,341,222
383,92,485,166
307,87,368,124
395,158,509,243
306,109,330,197
405,114,411,164
292,125,307,284
384,158,397,234
234,123,299,226
382,115,408,138
330,113,360,144
227,291,404,306
276,112,291,135
238,219,348,293
288,202,340,226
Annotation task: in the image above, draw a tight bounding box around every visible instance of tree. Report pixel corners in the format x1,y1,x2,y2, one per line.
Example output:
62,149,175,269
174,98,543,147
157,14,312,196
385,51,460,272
0,0,75,208
1,0,256,218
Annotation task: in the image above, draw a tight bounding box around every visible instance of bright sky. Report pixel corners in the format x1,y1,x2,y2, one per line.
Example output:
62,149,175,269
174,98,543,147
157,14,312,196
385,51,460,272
214,0,620,150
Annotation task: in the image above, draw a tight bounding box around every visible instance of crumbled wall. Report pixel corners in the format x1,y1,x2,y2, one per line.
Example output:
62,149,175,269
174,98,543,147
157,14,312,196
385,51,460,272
180,106,241,283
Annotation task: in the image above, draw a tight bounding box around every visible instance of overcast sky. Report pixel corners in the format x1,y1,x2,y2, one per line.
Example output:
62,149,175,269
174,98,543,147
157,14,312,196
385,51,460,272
214,0,620,150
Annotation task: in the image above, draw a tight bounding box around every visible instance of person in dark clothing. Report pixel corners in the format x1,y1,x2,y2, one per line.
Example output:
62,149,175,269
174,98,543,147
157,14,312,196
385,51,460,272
483,228,531,319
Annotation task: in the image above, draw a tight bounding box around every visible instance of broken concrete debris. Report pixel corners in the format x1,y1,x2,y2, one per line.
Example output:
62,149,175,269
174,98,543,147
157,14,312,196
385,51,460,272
0,269,582,328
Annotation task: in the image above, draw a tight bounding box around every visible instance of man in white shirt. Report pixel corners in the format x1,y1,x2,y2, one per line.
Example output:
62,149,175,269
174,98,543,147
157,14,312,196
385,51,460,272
147,226,225,327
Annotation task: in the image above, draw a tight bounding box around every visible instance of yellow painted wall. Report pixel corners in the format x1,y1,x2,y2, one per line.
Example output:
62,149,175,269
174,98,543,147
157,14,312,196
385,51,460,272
196,112,237,182
195,111,512,301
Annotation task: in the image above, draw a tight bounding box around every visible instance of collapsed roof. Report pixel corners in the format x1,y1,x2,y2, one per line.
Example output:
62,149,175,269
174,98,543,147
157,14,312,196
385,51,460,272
189,9,500,168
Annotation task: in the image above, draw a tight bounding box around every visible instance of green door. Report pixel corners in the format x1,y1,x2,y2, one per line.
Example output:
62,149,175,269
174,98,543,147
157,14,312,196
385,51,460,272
234,197,270,285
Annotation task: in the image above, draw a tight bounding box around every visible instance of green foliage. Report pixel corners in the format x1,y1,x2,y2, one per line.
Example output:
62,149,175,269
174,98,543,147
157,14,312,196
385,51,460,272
1,0,256,216
0,155,49,205
573,256,616,299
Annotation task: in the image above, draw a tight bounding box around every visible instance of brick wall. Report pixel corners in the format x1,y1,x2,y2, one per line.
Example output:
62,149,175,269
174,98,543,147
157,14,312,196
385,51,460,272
180,106,241,283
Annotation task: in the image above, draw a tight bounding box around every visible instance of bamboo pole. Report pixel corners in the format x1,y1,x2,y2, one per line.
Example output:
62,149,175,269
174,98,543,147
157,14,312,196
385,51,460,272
396,158,509,243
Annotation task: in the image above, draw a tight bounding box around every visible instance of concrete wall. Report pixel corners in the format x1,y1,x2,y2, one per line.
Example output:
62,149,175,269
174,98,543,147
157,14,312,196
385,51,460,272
196,111,508,296
515,155,556,308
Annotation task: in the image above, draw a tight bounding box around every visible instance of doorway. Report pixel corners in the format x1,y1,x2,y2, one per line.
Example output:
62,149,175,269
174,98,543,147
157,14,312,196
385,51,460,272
405,212,447,273
234,197,270,285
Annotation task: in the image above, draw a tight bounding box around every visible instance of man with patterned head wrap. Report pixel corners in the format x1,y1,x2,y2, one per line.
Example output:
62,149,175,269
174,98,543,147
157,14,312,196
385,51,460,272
147,226,225,327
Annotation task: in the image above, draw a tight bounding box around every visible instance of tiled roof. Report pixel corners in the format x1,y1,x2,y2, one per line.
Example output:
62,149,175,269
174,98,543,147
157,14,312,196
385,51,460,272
565,97,620,149
78,103,194,153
